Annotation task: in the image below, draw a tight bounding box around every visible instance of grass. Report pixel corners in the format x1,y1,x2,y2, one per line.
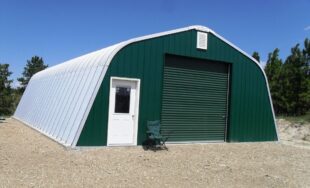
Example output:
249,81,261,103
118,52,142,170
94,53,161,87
277,111,310,124
0,115,11,122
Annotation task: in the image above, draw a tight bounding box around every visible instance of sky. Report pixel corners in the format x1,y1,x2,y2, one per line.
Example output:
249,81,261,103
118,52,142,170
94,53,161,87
1,0,310,87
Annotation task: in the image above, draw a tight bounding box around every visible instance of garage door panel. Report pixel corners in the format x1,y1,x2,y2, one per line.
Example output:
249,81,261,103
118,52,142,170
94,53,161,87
164,75,228,84
161,55,229,142
161,124,226,129
164,70,228,77
162,95,227,102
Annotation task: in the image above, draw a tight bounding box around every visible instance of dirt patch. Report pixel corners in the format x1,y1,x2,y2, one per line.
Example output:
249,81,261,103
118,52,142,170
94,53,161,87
277,119,310,148
0,118,310,187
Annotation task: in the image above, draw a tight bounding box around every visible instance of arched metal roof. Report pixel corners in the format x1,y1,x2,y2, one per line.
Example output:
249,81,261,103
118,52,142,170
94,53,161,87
14,25,277,147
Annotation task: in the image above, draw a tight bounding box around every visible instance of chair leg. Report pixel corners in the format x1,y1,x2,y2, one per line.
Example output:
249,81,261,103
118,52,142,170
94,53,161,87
159,139,167,150
162,141,168,150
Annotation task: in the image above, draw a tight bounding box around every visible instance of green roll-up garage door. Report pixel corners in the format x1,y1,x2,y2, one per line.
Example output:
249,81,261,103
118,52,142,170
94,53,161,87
161,55,229,142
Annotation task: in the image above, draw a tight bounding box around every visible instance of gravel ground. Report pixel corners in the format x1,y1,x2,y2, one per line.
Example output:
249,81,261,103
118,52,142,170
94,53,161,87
0,118,310,188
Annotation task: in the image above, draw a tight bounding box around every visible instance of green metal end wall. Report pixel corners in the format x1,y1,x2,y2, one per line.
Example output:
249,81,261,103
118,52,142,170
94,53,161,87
77,30,277,146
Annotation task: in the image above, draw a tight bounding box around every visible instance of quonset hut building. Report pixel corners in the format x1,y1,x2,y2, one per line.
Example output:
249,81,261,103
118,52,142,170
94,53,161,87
14,26,278,147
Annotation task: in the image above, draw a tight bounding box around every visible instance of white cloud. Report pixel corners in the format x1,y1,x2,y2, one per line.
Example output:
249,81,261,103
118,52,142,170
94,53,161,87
305,26,310,31
12,80,20,89
260,61,267,68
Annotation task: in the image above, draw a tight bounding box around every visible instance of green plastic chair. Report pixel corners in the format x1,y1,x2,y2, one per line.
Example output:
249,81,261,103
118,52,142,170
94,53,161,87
146,120,168,150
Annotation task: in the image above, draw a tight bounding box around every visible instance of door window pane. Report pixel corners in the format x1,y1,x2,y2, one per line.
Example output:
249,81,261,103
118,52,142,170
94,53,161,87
115,87,131,113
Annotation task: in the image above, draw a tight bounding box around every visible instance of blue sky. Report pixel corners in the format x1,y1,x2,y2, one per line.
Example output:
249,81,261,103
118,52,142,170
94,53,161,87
1,0,309,86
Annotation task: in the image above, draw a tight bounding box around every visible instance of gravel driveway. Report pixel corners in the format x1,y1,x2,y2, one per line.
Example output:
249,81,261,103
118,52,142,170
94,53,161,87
0,118,310,187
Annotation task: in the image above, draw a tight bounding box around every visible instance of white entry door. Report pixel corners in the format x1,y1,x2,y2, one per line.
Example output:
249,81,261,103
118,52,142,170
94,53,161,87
107,77,140,146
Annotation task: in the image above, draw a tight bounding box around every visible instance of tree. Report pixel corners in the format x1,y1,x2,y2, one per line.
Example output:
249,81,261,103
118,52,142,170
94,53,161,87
252,51,260,62
300,38,310,113
303,38,310,75
17,56,48,92
0,64,14,115
264,48,283,114
282,43,310,115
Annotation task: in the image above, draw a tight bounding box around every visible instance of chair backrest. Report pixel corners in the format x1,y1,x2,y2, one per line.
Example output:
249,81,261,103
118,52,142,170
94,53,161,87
147,120,161,136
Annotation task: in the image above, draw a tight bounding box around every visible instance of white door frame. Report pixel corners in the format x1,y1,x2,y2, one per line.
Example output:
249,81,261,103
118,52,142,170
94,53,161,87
107,77,141,146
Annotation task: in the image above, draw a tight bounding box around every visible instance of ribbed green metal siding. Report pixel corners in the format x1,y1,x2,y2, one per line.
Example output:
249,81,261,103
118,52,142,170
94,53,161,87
161,55,229,141
77,30,277,146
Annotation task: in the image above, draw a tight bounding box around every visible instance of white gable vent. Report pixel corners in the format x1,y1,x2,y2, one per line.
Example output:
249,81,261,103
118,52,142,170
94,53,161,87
197,32,208,50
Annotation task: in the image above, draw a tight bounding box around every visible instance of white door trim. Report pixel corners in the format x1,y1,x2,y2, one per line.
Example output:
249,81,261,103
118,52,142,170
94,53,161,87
107,77,141,146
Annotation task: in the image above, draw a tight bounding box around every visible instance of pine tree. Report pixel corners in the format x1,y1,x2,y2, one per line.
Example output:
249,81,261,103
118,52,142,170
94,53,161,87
17,56,48,92
264,48,283,114
282,42,310,115
252,51,260,62
303,38,310,75
0,64,13,115
301,38,310,113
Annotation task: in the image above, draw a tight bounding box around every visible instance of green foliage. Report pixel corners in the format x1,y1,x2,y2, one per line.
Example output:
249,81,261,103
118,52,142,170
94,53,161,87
0,64,14,115
252,51,260,62
11,89,22,115
282,44,309,115
17,56,48,92
265,39,310,116
303,38,310,74
278,112,310,124
265,48,283,114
